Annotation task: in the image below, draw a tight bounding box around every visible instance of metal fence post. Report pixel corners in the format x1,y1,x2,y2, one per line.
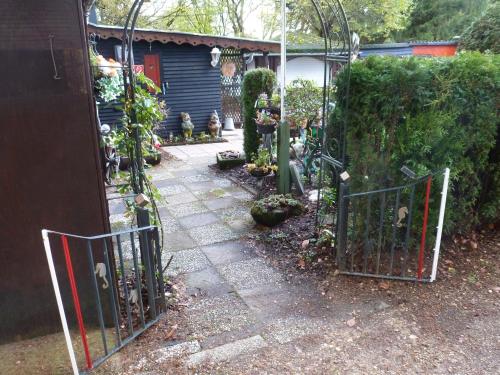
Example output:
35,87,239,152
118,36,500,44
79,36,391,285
278,121,290,194
336,182,349,268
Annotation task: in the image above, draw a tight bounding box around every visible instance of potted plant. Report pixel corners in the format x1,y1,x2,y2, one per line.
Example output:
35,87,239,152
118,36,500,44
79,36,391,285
255,93,269,109
255,110,279,135
246,148,277,177
144,135,162,166
250,194,305,227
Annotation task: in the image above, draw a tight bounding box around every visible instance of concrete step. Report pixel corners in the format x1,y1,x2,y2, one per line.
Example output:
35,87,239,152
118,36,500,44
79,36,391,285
187,335,267,367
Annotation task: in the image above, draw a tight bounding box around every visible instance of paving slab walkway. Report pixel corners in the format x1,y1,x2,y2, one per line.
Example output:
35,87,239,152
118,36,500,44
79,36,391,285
105,130,349,372
105,130,361,373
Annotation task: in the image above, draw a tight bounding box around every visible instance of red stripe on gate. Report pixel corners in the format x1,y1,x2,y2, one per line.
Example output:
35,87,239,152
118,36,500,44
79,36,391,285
61,235,93,370
417,176,432,280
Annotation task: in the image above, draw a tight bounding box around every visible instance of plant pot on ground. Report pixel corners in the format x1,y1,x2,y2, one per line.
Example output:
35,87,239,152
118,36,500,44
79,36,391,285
145,152,162,166
246,148,277,177
251,194,305,227
119,156,130,170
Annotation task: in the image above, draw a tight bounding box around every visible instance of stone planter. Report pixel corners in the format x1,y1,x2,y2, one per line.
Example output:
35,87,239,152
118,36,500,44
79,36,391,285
250,207,288,227
216,151,245,170
250,194,305,227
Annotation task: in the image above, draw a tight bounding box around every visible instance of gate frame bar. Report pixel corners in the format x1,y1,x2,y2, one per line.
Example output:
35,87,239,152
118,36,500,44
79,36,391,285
430,167,450,282
41,225,158,375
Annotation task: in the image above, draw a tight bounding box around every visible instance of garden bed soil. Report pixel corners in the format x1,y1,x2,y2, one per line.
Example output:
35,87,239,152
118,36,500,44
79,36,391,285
209,164,277,196
162,138,228,147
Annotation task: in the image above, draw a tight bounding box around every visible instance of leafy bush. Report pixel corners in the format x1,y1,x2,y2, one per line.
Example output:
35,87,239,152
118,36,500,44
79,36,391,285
285,78,323,126
241,68,276,161
460,3,500,54
331,53,499,233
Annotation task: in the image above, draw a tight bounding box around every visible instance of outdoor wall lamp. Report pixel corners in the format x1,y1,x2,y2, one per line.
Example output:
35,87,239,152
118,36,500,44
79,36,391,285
210,47,221,67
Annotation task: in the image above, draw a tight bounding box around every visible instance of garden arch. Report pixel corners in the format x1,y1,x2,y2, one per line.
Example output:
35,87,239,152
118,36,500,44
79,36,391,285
120,0,354,204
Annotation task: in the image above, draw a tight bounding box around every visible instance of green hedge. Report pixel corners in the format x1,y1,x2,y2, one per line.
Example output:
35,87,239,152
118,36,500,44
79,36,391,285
241,68,276,161
331,52,499,233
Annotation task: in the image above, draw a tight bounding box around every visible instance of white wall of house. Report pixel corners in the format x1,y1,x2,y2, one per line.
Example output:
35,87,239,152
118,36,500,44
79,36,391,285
277,56,326,86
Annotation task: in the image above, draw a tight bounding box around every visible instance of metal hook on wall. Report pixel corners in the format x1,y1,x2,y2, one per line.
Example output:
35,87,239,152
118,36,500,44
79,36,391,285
48,34,62,80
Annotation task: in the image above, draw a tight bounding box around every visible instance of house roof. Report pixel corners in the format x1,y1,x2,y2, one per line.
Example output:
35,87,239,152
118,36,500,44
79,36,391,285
87,23,281,53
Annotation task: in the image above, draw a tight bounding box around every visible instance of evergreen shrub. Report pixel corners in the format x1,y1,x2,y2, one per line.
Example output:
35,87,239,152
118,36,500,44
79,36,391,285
331,52,499,233
241,68,276,161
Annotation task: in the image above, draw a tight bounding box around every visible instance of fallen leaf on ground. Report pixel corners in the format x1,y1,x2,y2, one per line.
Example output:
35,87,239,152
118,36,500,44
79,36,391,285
164,324,178,340
301,239,310,249
346,318,356,327
298,258,306,269
379,281,390,290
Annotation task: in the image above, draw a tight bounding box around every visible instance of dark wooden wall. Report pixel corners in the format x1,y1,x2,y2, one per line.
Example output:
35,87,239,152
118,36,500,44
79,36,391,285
0,0,110,343
95,38,222,138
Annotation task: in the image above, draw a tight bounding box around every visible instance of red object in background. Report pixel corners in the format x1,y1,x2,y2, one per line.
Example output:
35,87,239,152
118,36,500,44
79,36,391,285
61,235,93,370
144,54,161,89
417,176,433,280
413,45,457,57
133,65,144,74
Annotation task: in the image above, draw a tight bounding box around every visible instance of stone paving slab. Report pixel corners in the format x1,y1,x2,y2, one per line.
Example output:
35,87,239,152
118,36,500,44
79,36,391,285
163,248,210,276
182,174,212,183
237,285,302,320
262,316,328,345
153,341,201,364
184,267,233,298
160,215,181,235
158,184,188,196
217,258,283,291
192,187,232,200
200,240,254,266
172,169,207,178
167,201,210,218
185,181,218,192
186,294,257,339
154,178,178,188
187,335,267,367
178,212,220,229
163,231,197,251
203,197,238,211
188,223,238,246
164,191,198,207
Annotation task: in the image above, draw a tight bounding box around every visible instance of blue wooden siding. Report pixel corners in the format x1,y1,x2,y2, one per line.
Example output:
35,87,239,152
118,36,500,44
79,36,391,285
359,43,413,58
95,38,222,137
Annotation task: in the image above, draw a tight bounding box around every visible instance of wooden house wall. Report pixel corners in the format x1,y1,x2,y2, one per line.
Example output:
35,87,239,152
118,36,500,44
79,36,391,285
0,0,110,343
96,38,222,138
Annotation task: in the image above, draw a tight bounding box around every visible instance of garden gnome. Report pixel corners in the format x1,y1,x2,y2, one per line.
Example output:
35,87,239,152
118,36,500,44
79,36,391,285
181,112,194,139
208,110,221,138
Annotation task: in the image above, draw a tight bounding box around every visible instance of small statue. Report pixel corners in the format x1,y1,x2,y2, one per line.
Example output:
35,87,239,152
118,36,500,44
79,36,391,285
181,112,194,139
208,110,221,138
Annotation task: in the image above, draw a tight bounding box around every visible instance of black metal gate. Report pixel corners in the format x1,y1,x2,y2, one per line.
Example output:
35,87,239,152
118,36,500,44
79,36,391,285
335,168,450,282
42,226,166,374
220,48,244,126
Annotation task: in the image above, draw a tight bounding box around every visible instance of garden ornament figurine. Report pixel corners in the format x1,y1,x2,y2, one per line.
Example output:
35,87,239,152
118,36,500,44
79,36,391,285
208,110,221,138
181,112,194,139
